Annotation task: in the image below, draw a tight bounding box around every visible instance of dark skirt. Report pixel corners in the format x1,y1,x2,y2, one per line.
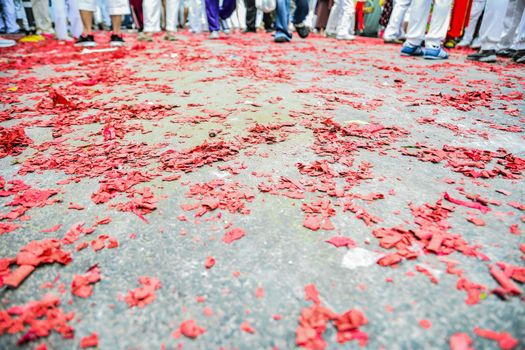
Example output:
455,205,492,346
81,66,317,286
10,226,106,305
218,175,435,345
315,0,333,29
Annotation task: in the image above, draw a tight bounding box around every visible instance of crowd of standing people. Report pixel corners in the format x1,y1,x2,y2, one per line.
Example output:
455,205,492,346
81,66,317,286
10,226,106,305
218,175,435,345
0,0,524,63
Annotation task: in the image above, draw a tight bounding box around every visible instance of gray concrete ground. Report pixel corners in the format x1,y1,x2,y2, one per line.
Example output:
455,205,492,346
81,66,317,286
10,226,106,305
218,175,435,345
0,32,524,350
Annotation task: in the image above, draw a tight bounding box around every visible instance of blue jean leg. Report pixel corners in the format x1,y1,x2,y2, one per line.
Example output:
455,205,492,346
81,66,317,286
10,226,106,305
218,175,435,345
275,0,292,39
292,0,309,24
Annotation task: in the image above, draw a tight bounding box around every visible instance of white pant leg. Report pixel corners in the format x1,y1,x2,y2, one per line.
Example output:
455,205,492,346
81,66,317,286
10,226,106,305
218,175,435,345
67,0,82,37
497,0,525,49
406,0,432,46
166,0,181,31
188,0,201,31
513,6,525,49
336,0,355,36
460,0,486,44
235,0,246,29
52,0,68,39
326,0,341,34
95,0,110,24
424,0,452,47
143,0,162,32
31,0,54,33
108,0,130,15
383,0,411,40
1,0,19,32
478,0,511,50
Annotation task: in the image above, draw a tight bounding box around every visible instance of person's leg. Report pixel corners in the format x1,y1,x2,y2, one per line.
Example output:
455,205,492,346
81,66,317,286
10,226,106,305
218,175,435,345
244,0,256,30
205,0,220,31
31,0,53,33
497,0,524,50
166,0,181,32
446,0,470,40
292,0,309,24
336,0,355,37
274,0,292,40
129,0,144,30
52,0,68,39
477,0,510,51
234,0,246,29
111,15,123,34
21,0,36,33
424,0,452,48
404,0,432,47
188,0,200,31
511,8,525,62
457,0,486,45
143,0,162,33
219,0,236,20
383,0,412,40
15,0,29,31
511,4,525,50
263,11,273,30
78,0,96,35
67,0,83,38
325,0,341,35
355,1,364,31
97,0,111,27
0,9,5,33
108,0,131,35
1,0,20,33
80,11,94,35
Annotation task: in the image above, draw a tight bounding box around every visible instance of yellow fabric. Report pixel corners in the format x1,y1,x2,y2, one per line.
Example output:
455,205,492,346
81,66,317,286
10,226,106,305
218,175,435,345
19,35,46,43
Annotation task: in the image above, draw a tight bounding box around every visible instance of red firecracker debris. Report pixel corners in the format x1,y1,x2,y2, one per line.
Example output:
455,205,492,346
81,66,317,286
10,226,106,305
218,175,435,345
205,256,216,269
0,293,74,344
222,228,245,244
2,239,71,288
325,236,356,248
296,284,368,349
450,333,474,350
71,265,101,298
80,332,99,348
240,321,255,334
473,327,518,350
124,277,161,308
177,320,206,339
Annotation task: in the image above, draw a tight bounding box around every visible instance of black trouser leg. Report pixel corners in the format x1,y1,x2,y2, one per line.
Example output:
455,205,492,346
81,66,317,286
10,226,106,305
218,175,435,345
263,11,274,30
244,0,256,30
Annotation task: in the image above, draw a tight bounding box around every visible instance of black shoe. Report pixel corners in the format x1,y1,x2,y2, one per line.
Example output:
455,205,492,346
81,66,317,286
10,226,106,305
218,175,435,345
242,28,257,33
75,34,96,47
496,48,516,57
383,38,403,44
467,50,497,63
110,34,125,47
294,23,309,39
512,50,525,63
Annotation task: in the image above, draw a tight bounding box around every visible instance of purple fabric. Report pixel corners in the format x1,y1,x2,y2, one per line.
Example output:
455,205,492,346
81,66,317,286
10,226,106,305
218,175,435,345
205,0,236,31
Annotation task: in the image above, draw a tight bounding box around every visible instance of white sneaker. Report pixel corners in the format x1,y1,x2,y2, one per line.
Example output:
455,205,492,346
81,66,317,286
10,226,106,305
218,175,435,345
336,34,355,41
0,37,16,47
209,31,219,39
